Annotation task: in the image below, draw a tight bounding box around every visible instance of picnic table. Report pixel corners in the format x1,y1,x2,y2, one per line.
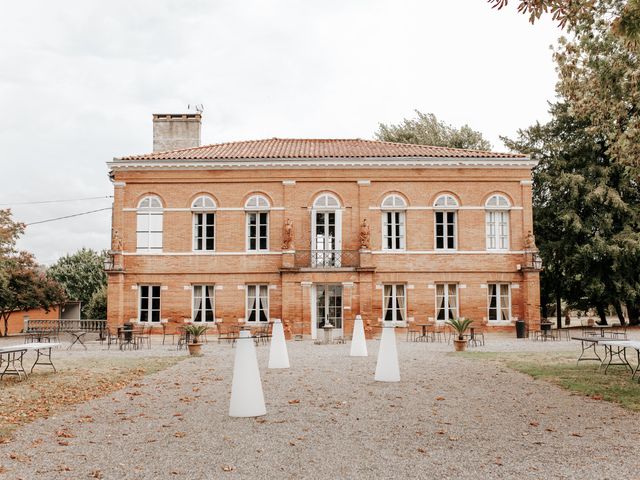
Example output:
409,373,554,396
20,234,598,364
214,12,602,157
0,342,62,380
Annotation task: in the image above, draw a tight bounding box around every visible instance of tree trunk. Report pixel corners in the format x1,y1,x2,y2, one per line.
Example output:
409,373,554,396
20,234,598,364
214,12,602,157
596,303,608,325
555,289,562,330
614,301,626,326
1,313,8,337
628,302,640,326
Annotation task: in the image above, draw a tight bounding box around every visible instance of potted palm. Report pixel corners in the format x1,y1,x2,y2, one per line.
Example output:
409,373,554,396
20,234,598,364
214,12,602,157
184,324,208,356
446,317,473,352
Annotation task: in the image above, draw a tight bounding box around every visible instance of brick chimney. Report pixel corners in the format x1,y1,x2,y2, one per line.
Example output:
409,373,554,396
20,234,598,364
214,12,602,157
152,113,201,152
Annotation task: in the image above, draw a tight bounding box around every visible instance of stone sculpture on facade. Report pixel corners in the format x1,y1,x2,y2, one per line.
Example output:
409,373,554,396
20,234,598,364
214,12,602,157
359,219,370,250
282,218,294,250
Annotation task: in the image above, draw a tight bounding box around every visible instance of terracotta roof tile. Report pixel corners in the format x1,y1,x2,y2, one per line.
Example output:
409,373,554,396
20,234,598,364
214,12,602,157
118,138,526,161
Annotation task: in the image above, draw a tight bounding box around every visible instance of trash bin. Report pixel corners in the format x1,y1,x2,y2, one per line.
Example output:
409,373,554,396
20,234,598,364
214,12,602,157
123,322,133,342
515,319,526,339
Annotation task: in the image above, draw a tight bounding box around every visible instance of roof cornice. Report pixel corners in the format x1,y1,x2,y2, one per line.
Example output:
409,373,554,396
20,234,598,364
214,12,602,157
107,156,536,171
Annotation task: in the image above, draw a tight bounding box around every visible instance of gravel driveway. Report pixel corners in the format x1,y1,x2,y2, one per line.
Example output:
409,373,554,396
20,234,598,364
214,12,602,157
1,338,639,479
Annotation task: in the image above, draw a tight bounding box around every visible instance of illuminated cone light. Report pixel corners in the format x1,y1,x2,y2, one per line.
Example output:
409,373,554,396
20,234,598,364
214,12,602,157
268,319,290,369
349,315,368,357
374,325,400,382
229,330,266,417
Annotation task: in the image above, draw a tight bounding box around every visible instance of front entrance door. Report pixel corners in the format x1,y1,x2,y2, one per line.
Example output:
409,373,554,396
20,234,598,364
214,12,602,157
313,284,343,338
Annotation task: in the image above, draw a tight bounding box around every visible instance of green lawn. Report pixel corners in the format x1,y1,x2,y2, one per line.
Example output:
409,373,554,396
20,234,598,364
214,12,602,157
459,351,640,411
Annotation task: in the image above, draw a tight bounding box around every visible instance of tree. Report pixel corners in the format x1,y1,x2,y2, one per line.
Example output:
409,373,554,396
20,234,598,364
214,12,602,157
0,209,66,336
85,285,107,320
47,248,107,319
374,111,492,150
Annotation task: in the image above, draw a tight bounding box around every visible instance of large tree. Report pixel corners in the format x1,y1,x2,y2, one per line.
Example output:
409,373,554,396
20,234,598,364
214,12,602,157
47,248,107,319
375,111,492,150
0,209,66,336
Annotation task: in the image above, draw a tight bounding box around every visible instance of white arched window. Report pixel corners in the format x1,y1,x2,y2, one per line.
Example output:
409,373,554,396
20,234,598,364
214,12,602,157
434,194,458,250
312,193,342,266
136,196,163,252
245,195,270,251
381,194,406,250
192,196,216,251
485,194,511,250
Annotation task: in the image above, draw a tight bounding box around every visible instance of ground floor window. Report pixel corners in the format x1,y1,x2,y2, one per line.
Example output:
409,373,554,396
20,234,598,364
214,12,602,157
246,284,269,322
436,283,458,321
383,284,405,322
488,283,511,321
192,285,215,322
139,285,160,323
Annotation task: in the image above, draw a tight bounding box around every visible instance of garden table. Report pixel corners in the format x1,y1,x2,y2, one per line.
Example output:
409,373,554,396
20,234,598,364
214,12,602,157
0,342,62,380
598,340,634,374
414,323,433,342
67,330,87,350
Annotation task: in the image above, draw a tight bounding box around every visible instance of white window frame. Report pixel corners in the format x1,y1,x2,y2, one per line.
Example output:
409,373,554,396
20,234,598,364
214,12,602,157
136,196,163,252
381,195,407,251
246,284,269,323
138,285,161,323
434,194,458,251
382,284,406,324
435,283,459,322
192,196,216,252
192,285,215,322
485,194,510,251
311,193,342,254
487,283,511,323
245,195,270,252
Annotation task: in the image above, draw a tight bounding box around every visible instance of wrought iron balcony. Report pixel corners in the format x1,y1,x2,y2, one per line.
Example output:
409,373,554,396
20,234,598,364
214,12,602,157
294,250,360,269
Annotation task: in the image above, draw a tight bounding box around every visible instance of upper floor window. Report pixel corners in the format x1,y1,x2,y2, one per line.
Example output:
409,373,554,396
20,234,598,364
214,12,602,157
381,195,406,250
245,195,270,251
485,194,510,250
192,196,216,251
434,194,458,250
136,196,163,252
313,193,340,209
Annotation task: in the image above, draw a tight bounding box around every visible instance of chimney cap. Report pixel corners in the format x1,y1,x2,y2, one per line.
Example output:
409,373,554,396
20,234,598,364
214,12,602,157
152,113,201,120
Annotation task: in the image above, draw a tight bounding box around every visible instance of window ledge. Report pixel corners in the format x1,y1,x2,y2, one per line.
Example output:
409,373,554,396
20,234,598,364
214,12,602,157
487,321,513,326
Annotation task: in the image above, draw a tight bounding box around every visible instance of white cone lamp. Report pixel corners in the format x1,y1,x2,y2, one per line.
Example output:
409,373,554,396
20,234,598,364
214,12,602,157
268,319,290,369
350,315,368,357
374,324,400,382
229,330,267,417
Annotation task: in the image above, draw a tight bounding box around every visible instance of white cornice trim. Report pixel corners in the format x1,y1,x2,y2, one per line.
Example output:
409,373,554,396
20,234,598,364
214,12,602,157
124,251,283,256
371,250,526,255
107,156,536,171
122,207,285,212
520,180,534,186
282,180,296,185
369,206,524,211
357,179,371,185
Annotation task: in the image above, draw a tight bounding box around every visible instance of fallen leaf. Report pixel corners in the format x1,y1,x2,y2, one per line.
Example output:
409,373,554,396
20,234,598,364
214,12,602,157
571,432,583,437
174,432,186,438
288,399,300,405
90,469,104,479
435,396,445,401
529,421,539,427
221,465,235,472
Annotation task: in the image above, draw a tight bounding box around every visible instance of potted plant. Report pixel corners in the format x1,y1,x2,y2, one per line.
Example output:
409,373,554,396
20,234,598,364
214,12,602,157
184,324,208,356
446,317,473,352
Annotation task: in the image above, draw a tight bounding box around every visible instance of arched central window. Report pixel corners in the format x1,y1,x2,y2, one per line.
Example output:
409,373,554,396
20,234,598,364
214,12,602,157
245,195,270,251
434,194,458,250
312,193,342,266
136,196,163,252
485,194,510,250
381,194,406,250
192,195,216,251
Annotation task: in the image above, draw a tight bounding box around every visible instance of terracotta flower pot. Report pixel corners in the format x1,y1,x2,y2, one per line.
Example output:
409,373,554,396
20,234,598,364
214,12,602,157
453,339,467,352
187,343,202,356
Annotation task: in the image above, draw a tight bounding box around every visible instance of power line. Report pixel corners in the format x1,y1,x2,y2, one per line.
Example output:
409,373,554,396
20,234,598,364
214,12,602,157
0,195,113,206
26,207,113,226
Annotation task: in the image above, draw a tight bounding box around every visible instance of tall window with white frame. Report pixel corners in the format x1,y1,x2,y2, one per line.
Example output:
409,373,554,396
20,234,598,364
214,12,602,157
192,285,215,322
485,194,510,250
245,195,270,252
192,196,216,251
139,285,161,323
246,284,269,322
488,283,511,322
381,194,406,250
136,196,163,252
436,283,458,321
434,194,458,250
383,284,406,323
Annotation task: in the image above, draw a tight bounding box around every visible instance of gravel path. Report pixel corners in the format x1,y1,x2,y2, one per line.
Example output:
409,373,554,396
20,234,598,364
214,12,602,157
1,336,640,479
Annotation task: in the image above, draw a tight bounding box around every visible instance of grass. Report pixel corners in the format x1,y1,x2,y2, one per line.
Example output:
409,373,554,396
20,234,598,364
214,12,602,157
459,351,640,412
0,355,184,441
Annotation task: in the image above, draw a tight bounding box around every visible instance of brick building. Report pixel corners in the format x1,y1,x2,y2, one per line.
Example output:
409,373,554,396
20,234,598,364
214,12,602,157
106,114,541,338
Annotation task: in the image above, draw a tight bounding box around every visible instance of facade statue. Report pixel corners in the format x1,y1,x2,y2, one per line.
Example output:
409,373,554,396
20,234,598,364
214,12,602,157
112,228,123,251
359,219,371,250
524,230,536,251
282,218,294,250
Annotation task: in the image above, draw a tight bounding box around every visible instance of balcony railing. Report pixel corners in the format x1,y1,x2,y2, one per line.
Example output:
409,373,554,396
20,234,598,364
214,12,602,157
294,250,360,269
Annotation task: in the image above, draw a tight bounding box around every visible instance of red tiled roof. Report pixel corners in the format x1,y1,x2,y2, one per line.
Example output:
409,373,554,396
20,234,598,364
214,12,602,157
118,138,526,160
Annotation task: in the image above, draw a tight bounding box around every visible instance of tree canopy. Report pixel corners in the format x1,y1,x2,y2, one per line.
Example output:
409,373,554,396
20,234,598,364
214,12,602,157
374,111,492,150
47,248,107,319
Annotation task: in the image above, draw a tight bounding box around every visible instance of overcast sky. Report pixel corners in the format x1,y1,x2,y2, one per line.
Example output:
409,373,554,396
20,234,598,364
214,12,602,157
0,0,561,265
